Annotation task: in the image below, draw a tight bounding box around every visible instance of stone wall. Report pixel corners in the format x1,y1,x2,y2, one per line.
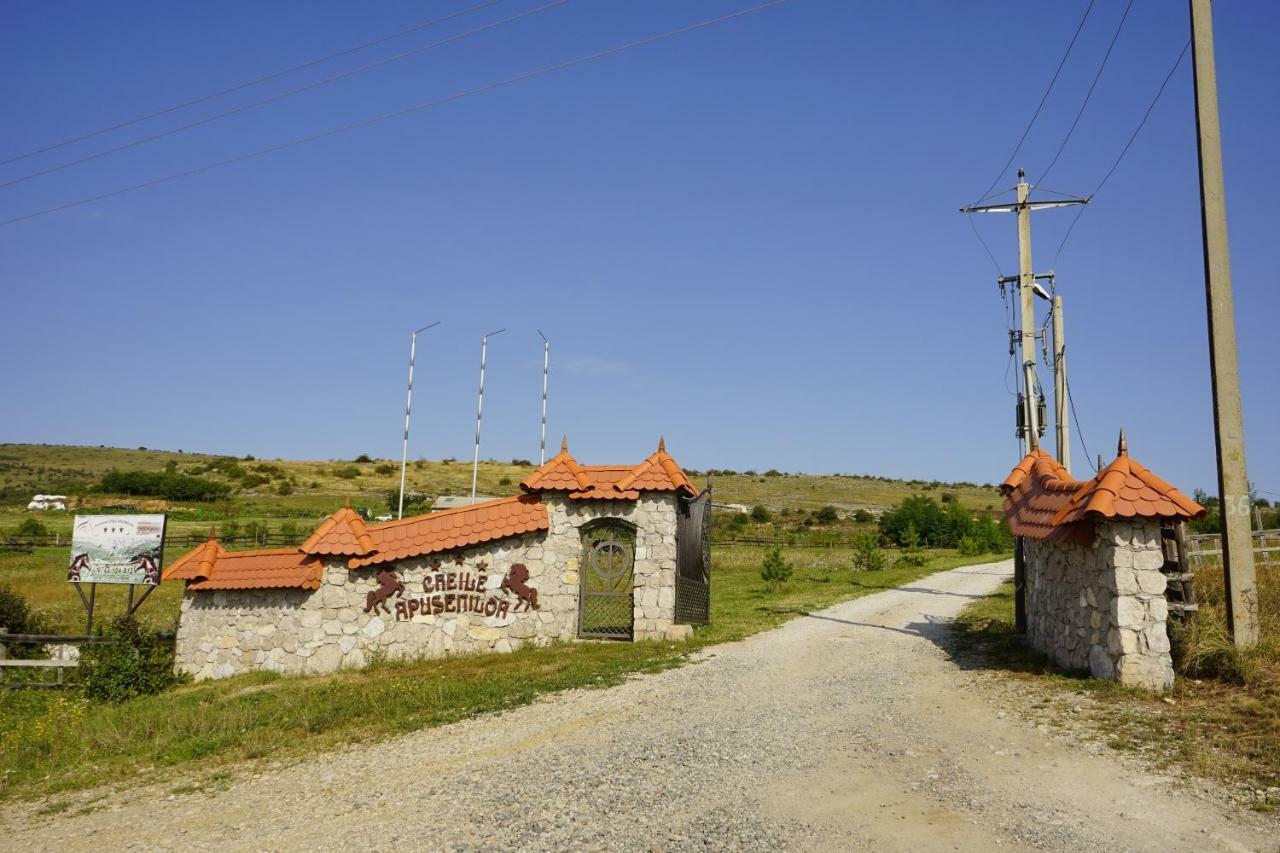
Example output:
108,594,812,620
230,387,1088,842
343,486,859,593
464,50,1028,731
174,493,681,680
1023,519,1173,691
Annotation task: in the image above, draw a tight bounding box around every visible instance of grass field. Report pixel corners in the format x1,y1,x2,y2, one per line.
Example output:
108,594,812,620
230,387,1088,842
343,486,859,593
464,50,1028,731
949,561,1279,804
0,543,1007,804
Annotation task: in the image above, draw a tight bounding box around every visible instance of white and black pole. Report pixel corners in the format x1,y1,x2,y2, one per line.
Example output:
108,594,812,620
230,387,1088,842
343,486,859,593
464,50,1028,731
399,322,439,520
538,329,550,465
471,328,506,503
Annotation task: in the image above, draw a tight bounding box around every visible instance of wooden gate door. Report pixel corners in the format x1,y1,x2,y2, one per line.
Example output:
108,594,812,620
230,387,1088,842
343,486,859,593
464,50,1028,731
675,488,711,624
578,521,636,639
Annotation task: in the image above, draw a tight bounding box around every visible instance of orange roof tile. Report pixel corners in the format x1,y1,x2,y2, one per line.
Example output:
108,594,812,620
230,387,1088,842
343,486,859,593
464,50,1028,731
300,501,376,557
1001,436,1204,542
163,535,322,591
521,437,699,500
349,493,549,569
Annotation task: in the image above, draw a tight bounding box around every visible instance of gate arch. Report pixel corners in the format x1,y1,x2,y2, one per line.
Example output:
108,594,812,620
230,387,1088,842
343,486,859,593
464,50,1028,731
578,518,636,639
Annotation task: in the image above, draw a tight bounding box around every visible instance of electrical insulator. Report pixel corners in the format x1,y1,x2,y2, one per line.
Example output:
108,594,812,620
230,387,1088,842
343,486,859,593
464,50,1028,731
1036,392,1047,438
1008,330,1017,356
1016,393,1026,438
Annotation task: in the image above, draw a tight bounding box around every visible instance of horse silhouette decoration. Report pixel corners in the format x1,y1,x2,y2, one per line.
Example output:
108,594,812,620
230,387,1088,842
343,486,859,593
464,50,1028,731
501,563,540,612
365,567,405,615
136,553,160,585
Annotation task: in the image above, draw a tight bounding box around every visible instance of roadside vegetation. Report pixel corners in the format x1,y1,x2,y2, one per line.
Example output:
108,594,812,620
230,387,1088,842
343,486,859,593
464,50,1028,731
949,558,1279,805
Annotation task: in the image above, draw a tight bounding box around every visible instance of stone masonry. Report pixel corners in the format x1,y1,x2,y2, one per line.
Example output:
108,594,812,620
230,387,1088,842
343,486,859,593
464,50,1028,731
174,495,682,680
1023,519,1173,691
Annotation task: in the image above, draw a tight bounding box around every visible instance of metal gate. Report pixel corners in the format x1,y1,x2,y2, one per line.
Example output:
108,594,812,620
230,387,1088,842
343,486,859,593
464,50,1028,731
675,487,711,624
578,521,636,639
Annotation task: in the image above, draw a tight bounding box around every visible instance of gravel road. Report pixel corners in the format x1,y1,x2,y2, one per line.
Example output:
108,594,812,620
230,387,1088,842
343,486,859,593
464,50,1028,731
5,559,1275,852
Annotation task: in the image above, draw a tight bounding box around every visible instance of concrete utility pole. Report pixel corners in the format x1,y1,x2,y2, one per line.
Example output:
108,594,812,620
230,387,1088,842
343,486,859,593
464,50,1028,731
471,328,506,504
1052,294,1071,473
963,171,1085,455
398,322,439,520
1189,0,1258,645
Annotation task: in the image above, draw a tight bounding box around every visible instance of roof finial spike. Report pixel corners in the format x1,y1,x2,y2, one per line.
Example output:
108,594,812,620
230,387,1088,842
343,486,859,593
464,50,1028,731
1117,428,1128,457
344,496,352,509
561,435,568,453
207,526,218,541
658,436,666,453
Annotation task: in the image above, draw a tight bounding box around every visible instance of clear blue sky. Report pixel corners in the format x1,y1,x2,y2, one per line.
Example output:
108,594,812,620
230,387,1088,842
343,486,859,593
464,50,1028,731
2,1,1276,497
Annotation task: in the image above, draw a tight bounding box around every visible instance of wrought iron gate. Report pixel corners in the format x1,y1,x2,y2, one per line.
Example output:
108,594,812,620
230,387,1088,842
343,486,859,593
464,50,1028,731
675,488,711,624
578,521,635,639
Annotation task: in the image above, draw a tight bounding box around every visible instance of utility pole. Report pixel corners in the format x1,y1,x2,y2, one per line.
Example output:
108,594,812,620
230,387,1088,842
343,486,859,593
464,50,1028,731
1190,0,1258,646
398,322,439,520
471,328,506,503
963,171,1085,455
538,330,550,466
1051,294,1071,473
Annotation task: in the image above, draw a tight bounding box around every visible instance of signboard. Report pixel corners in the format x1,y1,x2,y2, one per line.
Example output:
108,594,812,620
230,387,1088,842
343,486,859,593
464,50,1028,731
68,515,166,585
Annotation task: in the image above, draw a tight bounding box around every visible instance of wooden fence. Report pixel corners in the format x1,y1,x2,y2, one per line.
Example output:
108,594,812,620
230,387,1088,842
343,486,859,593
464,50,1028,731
1185,528,1280,570
0,631,175,689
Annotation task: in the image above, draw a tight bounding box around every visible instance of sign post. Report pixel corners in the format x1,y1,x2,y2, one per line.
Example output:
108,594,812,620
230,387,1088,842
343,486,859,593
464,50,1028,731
68,514,167,632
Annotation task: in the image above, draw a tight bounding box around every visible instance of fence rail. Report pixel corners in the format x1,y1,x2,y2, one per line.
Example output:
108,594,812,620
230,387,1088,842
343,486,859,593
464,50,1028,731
1,631,174,689
1185,528,1280,570
1,532,308,553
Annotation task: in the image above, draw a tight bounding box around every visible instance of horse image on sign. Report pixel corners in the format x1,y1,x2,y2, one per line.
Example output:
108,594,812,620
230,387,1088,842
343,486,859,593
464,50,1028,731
68,514,166,585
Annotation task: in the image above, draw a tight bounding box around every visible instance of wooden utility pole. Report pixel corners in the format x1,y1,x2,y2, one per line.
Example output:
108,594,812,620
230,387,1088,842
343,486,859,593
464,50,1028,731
1052,294,1071,473
1189,0,1258,645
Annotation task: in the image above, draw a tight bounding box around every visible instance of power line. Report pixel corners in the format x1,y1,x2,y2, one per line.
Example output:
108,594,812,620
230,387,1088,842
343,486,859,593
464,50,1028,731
967,215,1004,276
1039,0,1135,185
970,0,1097,206
0,0,508,168
1064,367,1096,473
0,0,570,191
0,1,788,228
1052,38,1191,266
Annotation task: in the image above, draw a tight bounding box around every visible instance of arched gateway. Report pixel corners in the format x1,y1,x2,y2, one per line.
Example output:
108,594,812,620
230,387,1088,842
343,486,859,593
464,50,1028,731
164,439,710,680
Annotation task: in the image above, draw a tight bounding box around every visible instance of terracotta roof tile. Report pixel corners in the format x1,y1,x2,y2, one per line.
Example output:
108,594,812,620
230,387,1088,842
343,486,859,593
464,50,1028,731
521,438,699,500
1002,441,1204,542
163,536,322,591
349,493,549,569
300,501,376,556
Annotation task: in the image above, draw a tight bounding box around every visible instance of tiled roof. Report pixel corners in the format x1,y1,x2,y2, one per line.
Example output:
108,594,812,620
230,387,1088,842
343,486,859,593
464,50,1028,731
1001,435,1204,542
163,533,323,591
349,493,549,569
521,438,699,500
299,500,375,556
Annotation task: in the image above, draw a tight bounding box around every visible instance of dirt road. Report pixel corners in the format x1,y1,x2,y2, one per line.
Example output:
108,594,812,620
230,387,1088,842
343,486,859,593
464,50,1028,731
5,560,1274,851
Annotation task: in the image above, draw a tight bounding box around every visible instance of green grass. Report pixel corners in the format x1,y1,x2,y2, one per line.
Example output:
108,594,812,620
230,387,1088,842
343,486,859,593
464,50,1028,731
0,544,1005,803
950,577,1280,800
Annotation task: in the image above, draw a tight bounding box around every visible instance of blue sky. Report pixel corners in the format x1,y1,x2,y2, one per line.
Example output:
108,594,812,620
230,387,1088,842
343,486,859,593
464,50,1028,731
2,1,1276,496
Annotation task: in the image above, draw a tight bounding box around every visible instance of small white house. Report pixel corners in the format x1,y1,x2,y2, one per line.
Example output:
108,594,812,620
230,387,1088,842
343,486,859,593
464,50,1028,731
27,494,68,510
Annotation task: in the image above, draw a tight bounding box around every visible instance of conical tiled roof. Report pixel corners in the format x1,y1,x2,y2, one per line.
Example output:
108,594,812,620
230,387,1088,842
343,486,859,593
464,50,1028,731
299,500,376,557
521,438,699,500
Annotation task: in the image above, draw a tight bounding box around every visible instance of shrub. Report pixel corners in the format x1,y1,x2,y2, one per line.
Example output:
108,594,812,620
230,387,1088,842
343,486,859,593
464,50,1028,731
354,454,373,464
374,463,395,476
280,520,298,539
940,492,957,504
853,509,874,524
79,616,185,702
243,521,270,543
510,459,533,467
815,505,839,524
958,536,983,556
275,481,294,496
220,520,240,539
16,518,48,537
498,476,512,486
332,466,360,480
851,534,888,571
895,552,927,568
0,585,51,656
383,489,433,516
760,547,793,591
750,505,771,523
97,469,230,501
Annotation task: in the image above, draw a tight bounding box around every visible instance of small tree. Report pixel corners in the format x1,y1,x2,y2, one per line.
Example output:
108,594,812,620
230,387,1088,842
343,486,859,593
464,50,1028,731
851,533,887,572
853,509,874,524
79,616,185,702
750,505,772,523
16,518,48,537
760,547,793,591
815,505,839,524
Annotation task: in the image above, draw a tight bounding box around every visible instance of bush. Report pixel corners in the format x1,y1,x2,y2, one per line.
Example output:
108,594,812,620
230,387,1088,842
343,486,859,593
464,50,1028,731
895,552,927,568
383,489,433,516
957,536,983,556
851,534,888,571
498,476,512,486
79,616,184,702
374,463,395,476
220,520,240,539
97,469,230,501
332,466,360,480
815,505,839,524
275,481,294,496
16,518,48,537
354,454,373,464
760,547,793,591
511,459,533,467
853,509,874,524
750,505,771,523
0,585,51,656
